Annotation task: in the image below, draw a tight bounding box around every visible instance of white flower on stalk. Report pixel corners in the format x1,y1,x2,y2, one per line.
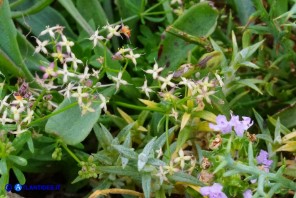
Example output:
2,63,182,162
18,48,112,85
158,73,175,90
65,53,82,71
0,110,14,125
78,66,91,82
145,60,164,79
59,35,74,54
173,149,191,170
156,148,163,159
58,82,75,99
89,29,105,48
34,37,49,54
10,106,25,122
57,63,76,84
169,108,178,120
103,22,121,39
81,101,95,115
179,77,195,91
39,25,57,38
112,47,131,60
0,95,10,112
10,124,27,135
22,108,34,124
98,94,108,113
91,68,101,78
124,49,141,66
111,71,128,91
196,86,215,104
138,79,153,98
155,166,168,185
71,86,89,105
51,46,65,63
164,161,180,175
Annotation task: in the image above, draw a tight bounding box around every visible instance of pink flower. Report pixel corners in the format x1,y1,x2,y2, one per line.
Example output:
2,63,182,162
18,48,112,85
230,115,253,137
39,62,57,79
243,189,252,198
209,115,232,134
256,150,273,167
200,183,228,198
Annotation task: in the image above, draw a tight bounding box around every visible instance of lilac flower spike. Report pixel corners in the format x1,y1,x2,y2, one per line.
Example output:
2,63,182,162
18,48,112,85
256,150,273,167
230,115,253,137
243,189,252,198
209,115,232,134
200,183,228,198
209,114,253,137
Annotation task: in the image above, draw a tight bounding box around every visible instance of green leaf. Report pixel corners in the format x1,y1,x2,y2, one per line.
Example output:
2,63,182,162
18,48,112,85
237,79,264,95
268,116,290,135
176,126,191,151
0,48,23,77
97,166,141,179
158,2,218,72
233,0,255,25
112,145,138,160
273,104,296,129
27,135,34,153
168,172,204,186
16,31,48,72
8,155,28,166
0,158,8,175
142,173,151,198
138,138,156,171
11,0,54,18
0,0,24,76
45,98,101,145
253,108,271,136
76,0,108,28
12,131,31,153
117,122,136,142
153,126,175,150
16,6,76,39
93,123,113,150
12,167,26,185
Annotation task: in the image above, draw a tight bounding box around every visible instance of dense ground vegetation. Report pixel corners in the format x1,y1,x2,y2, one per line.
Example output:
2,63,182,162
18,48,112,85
1,0,296,197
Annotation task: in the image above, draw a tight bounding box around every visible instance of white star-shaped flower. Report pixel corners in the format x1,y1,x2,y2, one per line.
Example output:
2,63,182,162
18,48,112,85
158,73,175,90
111,71,128,91
34,37,49,54
145,60,164,79
89,29,105,48
138,79,153,98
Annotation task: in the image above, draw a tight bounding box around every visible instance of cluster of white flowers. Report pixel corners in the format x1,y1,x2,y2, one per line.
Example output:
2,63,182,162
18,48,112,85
33,25,110,116
141,60,217,105
154,148,195,185
0,86,34,135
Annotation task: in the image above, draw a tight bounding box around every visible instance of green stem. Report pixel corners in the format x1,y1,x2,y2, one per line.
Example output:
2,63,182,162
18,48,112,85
61,143,81,164
11,0,54,18
9,0,25,9
227,155,296,191
31,89,46,111
28,101,78,126
114,101,165,112
165,115,171,157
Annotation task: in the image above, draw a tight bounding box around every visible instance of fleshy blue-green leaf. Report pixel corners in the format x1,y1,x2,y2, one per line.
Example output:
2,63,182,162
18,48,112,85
93,123,113,150
8,155,28,166
0,0,24,76
142,173,151,198
12,167,26,185
45,98,101,145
